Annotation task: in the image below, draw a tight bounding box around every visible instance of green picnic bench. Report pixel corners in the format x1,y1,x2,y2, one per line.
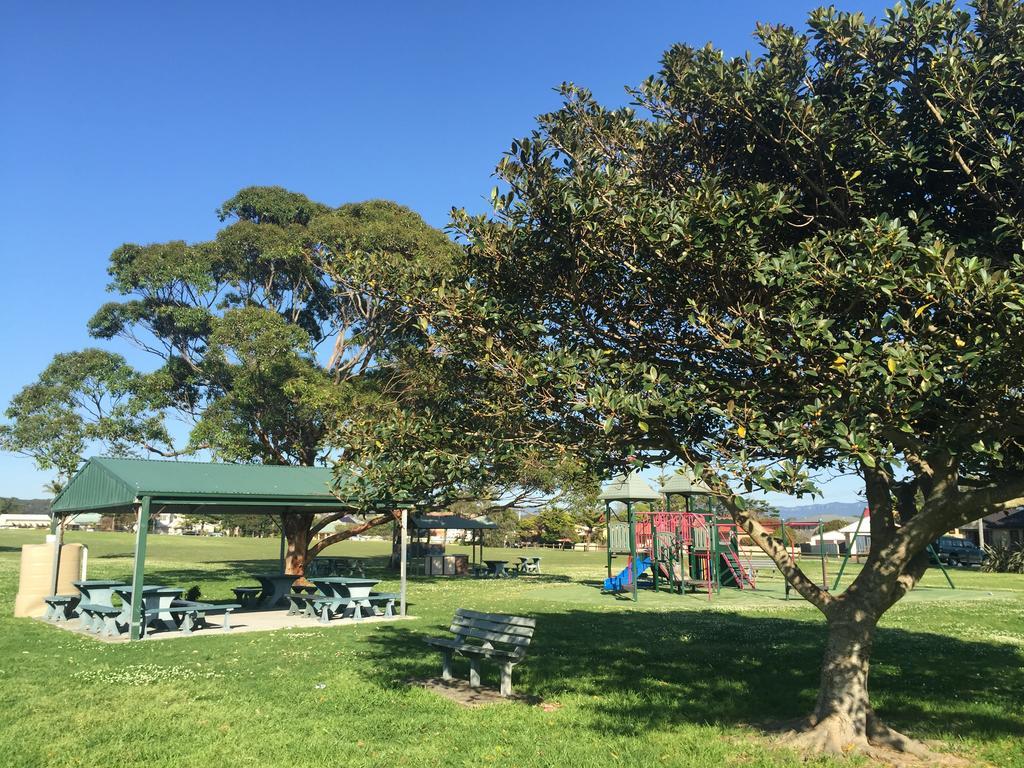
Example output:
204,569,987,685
285,592,352,623
78,603,123,636
365,592,398,617
42,595,78,622
166,601,240,635
425,608,536,696
231,587,262,608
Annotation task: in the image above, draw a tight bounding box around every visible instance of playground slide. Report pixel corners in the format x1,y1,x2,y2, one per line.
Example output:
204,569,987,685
603,556,652,592
657,561,684,584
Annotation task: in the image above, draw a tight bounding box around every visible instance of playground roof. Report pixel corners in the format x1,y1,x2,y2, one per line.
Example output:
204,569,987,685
660,469,712,496
599,472,661,503
410,515,497,530
51,457,362,516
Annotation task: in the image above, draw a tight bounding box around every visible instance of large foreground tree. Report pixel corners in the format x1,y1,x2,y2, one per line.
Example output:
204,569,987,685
339,1,1024,758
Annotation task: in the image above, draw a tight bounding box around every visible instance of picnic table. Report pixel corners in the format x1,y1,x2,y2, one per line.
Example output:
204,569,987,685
250,573,299,609
483,560,511,578
115,586,182,634
72,580,127,629
309,576,386,620
73,580,127,609
516,556,542,575
307,556,367,578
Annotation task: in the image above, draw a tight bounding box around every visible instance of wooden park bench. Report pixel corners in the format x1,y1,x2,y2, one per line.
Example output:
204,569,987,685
43,595,78,622
425,608,536,696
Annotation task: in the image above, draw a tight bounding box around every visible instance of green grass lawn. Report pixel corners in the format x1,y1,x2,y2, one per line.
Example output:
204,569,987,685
0,530,1021,767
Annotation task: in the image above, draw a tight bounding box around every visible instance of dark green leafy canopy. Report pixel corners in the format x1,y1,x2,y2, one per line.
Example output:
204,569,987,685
333,2,1024,748
346,0,1024,540
88,186,459,466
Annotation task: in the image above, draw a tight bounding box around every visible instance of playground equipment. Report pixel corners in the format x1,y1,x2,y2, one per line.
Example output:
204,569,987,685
600,470,844,603
600,471,760,601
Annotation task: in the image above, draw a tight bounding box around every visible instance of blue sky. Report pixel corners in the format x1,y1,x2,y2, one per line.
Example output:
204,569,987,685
0,1,892,502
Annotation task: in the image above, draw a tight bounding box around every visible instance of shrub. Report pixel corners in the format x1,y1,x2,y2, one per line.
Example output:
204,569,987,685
981,546,1024,574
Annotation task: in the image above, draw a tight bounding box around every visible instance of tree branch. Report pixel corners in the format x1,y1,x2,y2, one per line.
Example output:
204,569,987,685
307,511,397,559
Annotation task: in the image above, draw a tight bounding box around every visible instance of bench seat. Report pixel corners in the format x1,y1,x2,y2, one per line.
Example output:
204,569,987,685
425,608,535,696
231,587,262,607
167,601,241,634
43,595,78,622
286,593,351,623
78,603,123,636
366,593,398,617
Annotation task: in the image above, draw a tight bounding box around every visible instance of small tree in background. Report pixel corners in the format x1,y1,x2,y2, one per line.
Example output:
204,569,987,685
0,349,173,491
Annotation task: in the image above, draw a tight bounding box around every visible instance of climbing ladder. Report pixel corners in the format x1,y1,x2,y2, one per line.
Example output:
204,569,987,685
719,548,755,589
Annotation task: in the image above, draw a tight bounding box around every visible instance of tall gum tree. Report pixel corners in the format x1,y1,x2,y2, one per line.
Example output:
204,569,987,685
339,1,1024,759
86,187,460,573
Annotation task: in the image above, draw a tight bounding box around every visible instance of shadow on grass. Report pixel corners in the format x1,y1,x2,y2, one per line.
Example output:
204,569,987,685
360,607,1024,741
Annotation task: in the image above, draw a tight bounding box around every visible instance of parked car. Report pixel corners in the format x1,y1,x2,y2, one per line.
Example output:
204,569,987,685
932,536,987,567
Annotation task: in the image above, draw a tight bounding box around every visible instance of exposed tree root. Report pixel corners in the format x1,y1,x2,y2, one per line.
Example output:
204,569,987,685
771,712,975,767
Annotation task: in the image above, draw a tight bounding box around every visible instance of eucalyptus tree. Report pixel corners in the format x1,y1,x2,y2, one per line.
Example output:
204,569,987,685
82,186,458,571
339,1,1024,757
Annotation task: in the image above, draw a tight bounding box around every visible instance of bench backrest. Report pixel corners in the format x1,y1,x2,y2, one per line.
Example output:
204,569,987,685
451,608,536,658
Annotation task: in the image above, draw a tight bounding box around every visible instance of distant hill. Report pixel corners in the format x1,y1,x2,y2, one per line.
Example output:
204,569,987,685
774,501,864,521
2,498,51,515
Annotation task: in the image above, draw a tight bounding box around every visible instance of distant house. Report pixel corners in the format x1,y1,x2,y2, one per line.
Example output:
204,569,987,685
0,511,100,529
954,509,1024,549
0,511,51,528
808,529,847,547
836,513,872,556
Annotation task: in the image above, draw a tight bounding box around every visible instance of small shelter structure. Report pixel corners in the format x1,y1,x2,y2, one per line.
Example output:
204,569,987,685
409,514,497,575
49,457,409,640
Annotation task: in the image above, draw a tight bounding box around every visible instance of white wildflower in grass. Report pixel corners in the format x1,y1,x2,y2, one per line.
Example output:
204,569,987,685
72,664,224,686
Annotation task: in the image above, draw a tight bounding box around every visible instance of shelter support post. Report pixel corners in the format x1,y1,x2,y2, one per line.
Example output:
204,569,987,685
628,501,637,603
48,513,64,598
400,508,408,617
605,502,612,579
278,520,286,575
129,496,152,641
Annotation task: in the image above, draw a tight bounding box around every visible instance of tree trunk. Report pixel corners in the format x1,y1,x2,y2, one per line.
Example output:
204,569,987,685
282,512,314,576
784,604,928,758
806,611,876,748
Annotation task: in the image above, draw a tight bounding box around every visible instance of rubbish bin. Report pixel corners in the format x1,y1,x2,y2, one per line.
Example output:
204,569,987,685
14,542,85,618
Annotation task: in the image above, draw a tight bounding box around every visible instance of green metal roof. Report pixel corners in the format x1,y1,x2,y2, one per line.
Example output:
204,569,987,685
660,469,713,496
52,457,354,516
599,472,662,503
